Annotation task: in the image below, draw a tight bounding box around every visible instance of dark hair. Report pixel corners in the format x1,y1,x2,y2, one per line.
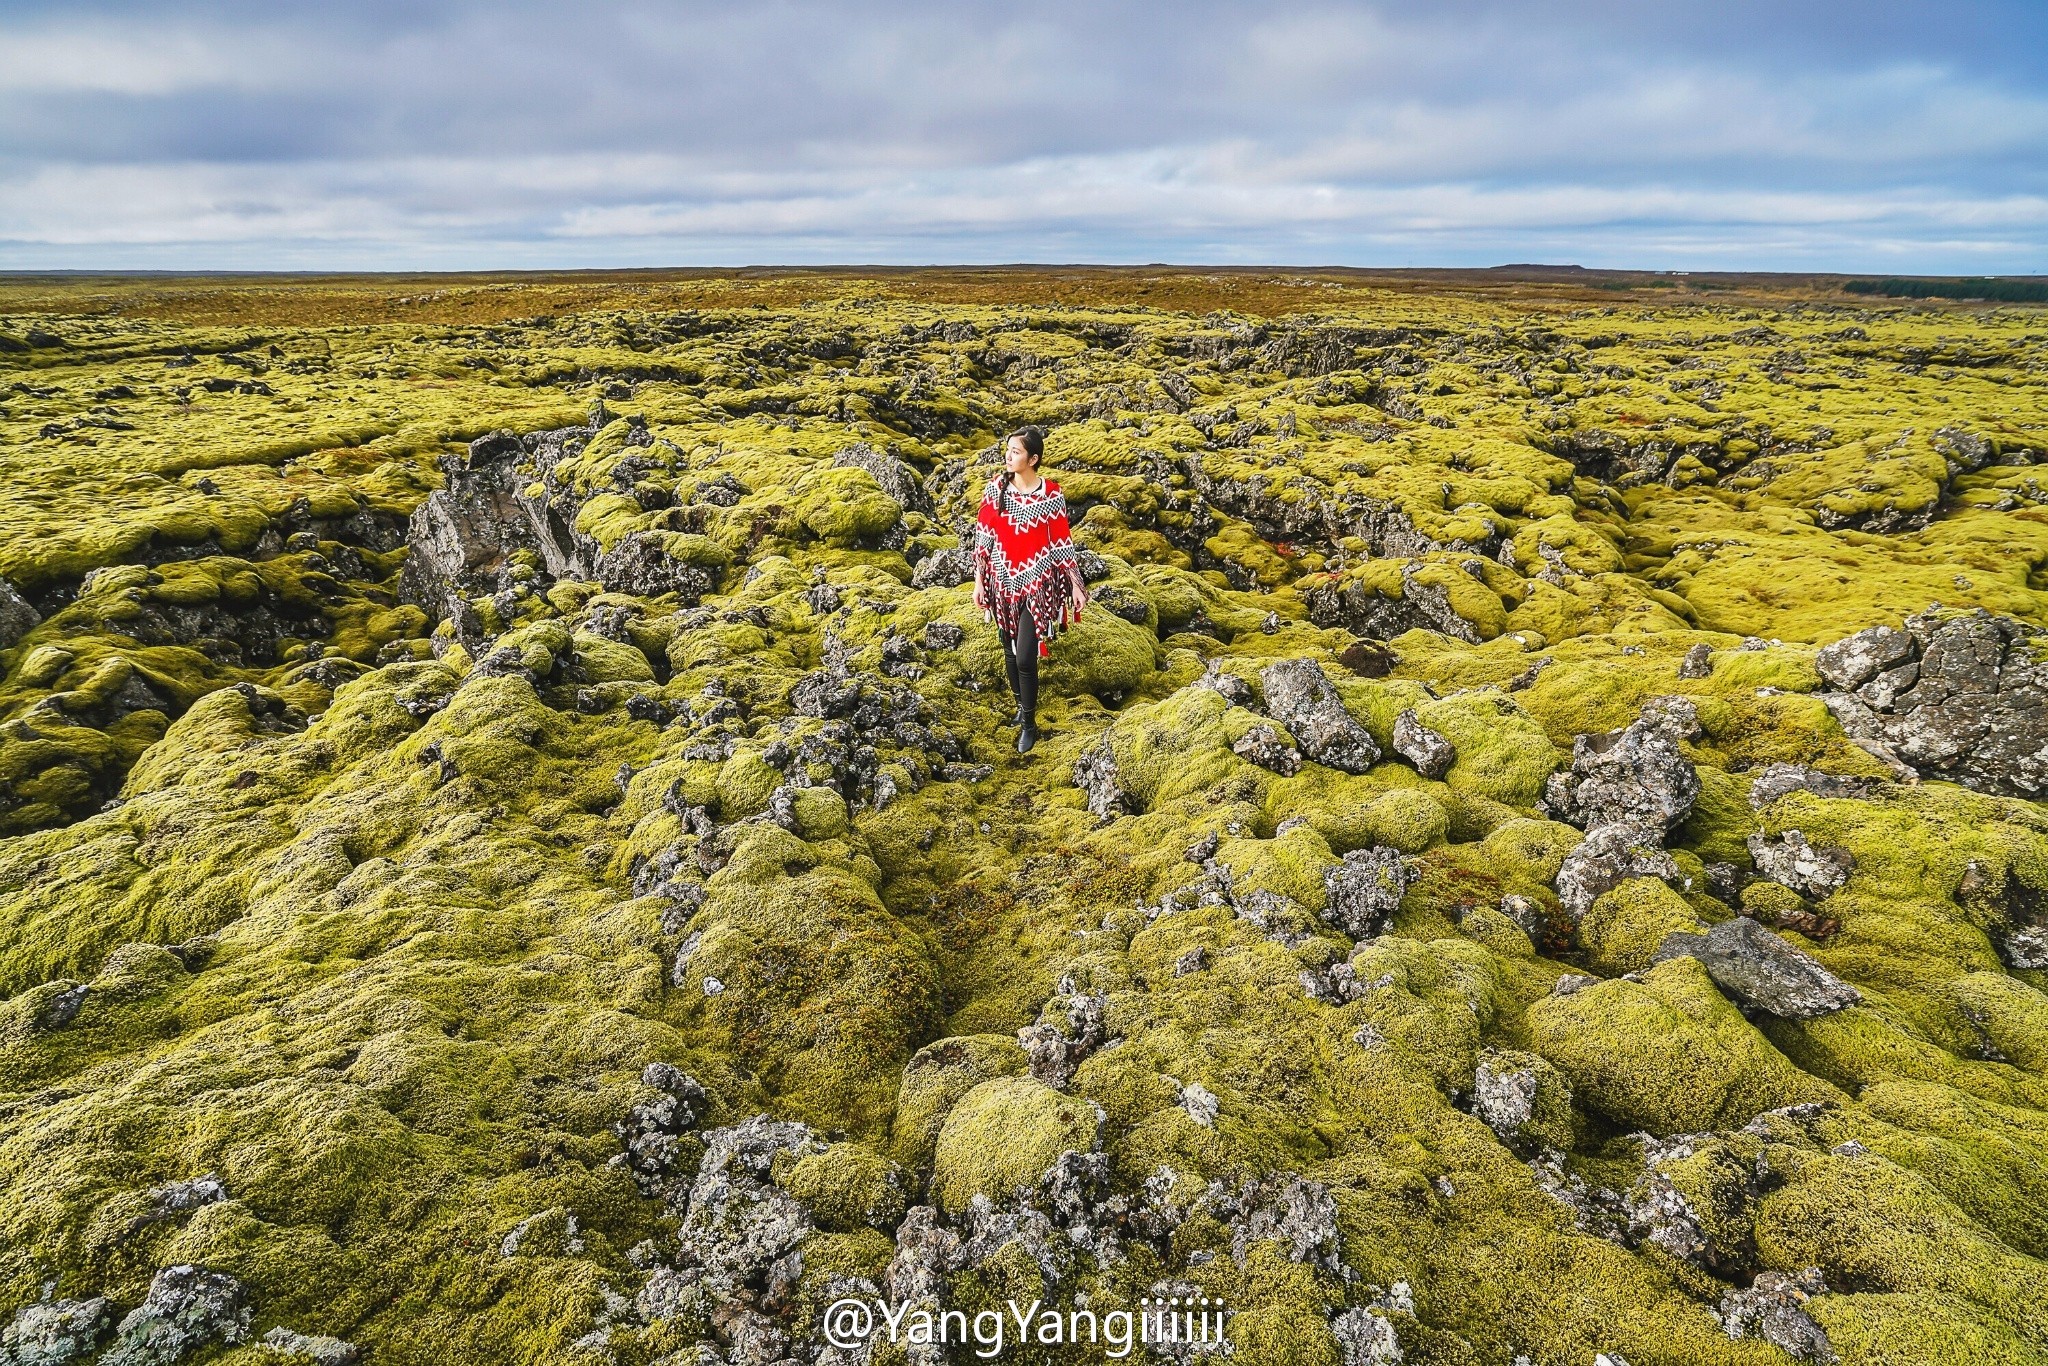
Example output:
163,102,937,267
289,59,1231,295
999,426,1046,514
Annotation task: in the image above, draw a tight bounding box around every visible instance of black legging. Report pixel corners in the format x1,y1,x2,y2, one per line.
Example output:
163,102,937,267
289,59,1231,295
1001,609,1038,723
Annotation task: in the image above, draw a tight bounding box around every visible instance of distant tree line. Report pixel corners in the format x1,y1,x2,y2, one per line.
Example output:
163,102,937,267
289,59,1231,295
1845,277,2048,303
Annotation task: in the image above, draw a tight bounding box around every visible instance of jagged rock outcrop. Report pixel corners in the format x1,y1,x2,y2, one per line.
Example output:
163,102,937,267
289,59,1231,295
1714,1268,1837,1364
1391,708,1454,778
1259,659,1382,772
1544,696,1702,837
0,1295,115,1365
0,576,39,650
1323,847,1410,938
1545,698,1703,918
1653,917,1861,1019
1816,609,2048,798
1746,830,1855,898
97,1266,250,1366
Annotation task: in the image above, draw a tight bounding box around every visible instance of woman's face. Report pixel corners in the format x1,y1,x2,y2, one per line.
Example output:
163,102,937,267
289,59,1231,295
1004,436,1039,477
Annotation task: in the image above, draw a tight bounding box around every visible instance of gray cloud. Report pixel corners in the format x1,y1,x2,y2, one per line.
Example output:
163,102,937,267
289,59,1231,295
1,0,2043,269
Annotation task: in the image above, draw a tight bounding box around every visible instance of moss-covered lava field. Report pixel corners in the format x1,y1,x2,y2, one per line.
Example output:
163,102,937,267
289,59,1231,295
2,268,2047,1366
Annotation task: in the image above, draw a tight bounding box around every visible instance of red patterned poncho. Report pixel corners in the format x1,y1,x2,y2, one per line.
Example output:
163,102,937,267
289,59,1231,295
973,474,1083,658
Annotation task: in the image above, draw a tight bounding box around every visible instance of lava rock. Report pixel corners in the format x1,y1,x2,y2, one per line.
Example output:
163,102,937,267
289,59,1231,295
1323,847,1409,938
1746,763,1880,809
0,1296,115,1366
831,442,931,514
1544,697,1702,837
1816,609,2048,799
1391,708,1454,779
259,1327,361,1365
1715,1268,1836,1365
1018,978,1109,1090
1653,917,1861,1019
1747,830,1855,899
1072,737,1133,819
98,1265,250,1366
1232,721,1302,775
594,531,714,603
1259,659,1382,773
0,576,40,650
1554,824,1681,920
672,1117,823,1303
1330,1307,1402,1366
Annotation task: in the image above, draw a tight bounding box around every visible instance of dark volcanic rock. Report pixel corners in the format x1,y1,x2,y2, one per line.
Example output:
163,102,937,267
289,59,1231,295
1259,659,1382,773
397,429,560,622
1544,696,1702,837
1323,846,1409,938
1554,824,1682,920
1747,763,1880,809
1715,1267,1837,1365
1747,829,1855,898
99,1265,251,1366
0,575,40,649
1816,609,2048,798
1073,737,1133,819
831,442,932,514
1232,721,1302,775
1391,708,1454,778
594,530,714,602
1653,916,1861,1019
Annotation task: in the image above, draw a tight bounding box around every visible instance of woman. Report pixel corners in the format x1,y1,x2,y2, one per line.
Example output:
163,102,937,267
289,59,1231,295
972,425,1089,753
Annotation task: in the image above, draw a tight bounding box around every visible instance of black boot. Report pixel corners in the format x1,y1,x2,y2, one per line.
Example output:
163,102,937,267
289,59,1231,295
1015,613,1040,752
1001,627,1025,725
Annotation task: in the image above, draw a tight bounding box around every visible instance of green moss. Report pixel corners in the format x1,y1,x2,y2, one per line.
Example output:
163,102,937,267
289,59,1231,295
780,1144,909,1233
1578,877,1707,976
1526,956,1844,1133
5,281,2048,1362
929,1076,1101,1213
889,1034,1031,1169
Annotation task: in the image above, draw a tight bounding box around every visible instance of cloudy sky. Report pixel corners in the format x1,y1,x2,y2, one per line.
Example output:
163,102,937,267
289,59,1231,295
2,0,2044,272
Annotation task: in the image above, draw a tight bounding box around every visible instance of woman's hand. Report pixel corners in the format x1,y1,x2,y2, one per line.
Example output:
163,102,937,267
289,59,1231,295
973,576,989,611
1069,570,1089,614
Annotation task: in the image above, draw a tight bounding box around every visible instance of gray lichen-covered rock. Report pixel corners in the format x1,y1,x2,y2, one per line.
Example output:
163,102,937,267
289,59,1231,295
397,429,560,623
831,442,931,514
1391,708,1454,779
593,530,715,602
1746,763,1880,810
0,1296,114,1366
1554,824,1681,920
1209,1173,1348,1279
1814,624,1916,692
1323,846,1410,938
612,1063,709,1197
1018,976,1109,1090
1259,659,1382,773
0,575,39,651
97,1265,250,1366
258,1326,362,1365
1817,609,2048,798
1470,1048,1572,1152
1330,1306,1403,1365
2001,925,2048,970
1653,916,1861,1019
1746,830,1855,898
1072,736,1133,819
1543,697,1702,838
671,1117,824,1303
1232,721,1302,775
1715,1268,1837,1365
